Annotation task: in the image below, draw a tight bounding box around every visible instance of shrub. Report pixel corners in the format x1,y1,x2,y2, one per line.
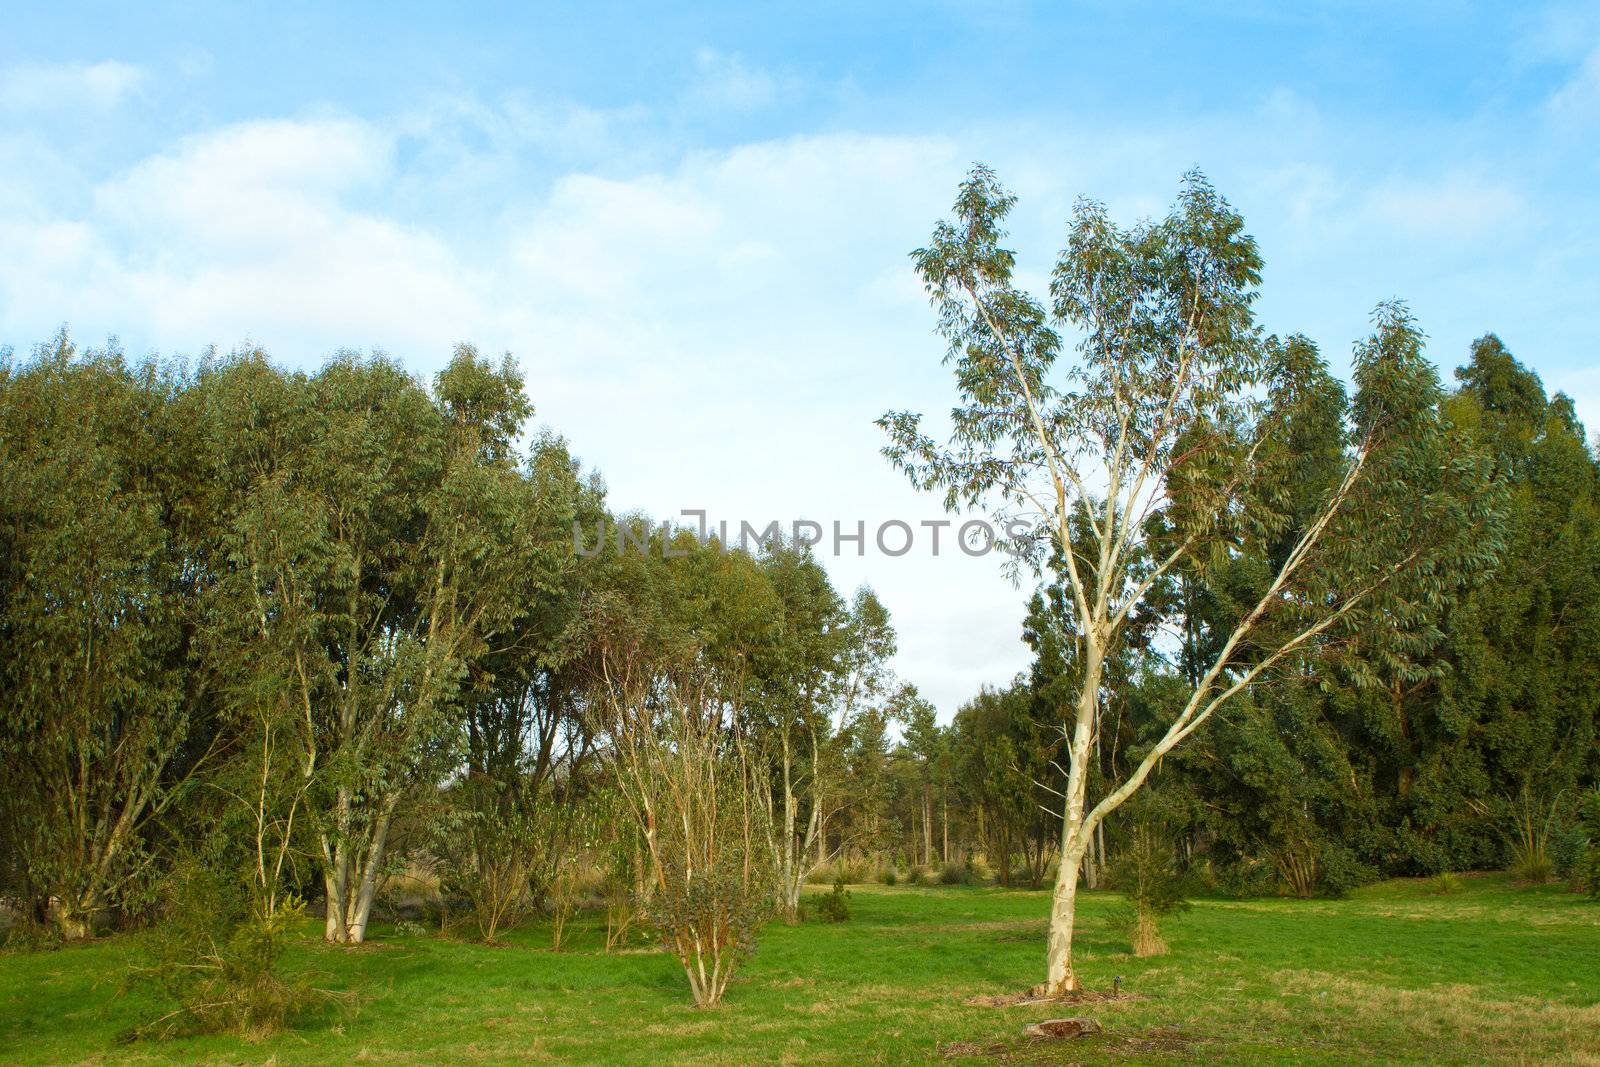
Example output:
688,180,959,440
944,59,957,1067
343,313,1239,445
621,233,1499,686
878,867,898,886
806,875,851,923
806,858,871,885
0,910,58,952
1430,871,1465,895
939,861,969,886
1109,823,1189,957
840,858,874,884
1510,849,1556,885
128,858,336,1040
1201,859,1280,899
431,781,544,943
908,864,934,886
1490,787,1563,885
607,676,775,1007
603,823,646,953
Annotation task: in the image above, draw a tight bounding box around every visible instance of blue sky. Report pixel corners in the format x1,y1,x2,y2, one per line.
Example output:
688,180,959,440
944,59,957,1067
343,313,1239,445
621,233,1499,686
3,2,1597,715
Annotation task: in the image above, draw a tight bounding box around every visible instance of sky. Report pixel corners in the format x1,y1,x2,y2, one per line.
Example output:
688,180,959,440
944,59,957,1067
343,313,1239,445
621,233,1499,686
2,1,1597,718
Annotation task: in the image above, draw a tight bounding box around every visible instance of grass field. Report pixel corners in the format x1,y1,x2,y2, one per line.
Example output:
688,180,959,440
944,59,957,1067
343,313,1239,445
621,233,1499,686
2,874,1597,1065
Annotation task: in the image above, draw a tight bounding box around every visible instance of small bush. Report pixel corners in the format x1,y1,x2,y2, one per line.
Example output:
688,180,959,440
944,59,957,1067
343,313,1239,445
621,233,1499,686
1430,871,1465,895
841,859,874,884
1510,849,1555,886
129,859,338,1040
807,858,873,885
908,864,934,886
806,875,851,923
879,868,898,886
1201,859,1280,899
1,905,59,953
1110,823,1189,957
939,861,969,886
1498,788,1562,887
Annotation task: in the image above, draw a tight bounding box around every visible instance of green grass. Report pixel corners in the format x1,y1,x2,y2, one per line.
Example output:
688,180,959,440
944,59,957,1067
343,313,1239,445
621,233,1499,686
3,873,1597,1065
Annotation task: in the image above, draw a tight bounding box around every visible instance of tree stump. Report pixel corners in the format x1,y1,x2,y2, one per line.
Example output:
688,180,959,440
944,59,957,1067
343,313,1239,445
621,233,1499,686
1024,1017,1103,1040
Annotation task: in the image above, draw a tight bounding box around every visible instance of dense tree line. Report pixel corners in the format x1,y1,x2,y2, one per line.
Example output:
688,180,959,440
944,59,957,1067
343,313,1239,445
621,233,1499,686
856,330,1599,903
2,170,1596,1016
0,337,895,957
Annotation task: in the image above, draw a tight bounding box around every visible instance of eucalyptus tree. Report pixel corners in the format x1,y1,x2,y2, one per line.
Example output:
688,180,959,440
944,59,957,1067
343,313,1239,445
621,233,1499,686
425,434,600,943
587,524,779,1006
0,337,212,938
458,435,598,797
194,345,543,943
950,682,1053,886
810,587,896,867
1438,339,1600,871
881,167,1502,993
745,547,897,921
745,541,846,921
899,689,944,866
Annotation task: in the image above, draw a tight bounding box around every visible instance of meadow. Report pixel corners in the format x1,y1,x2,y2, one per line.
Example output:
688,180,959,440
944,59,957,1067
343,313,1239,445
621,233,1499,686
3,874,1596,1065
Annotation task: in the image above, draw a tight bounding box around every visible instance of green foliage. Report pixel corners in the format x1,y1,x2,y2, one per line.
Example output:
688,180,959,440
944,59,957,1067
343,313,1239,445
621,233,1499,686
129,857,329,1040
1429,871,1465,895
1109,817,1190,956
805,875,851,923
1579,789,1600,900
429,778,545,943
0,337,204,936
648,836,774,992
951,683,1055,888
1,187,1597,1043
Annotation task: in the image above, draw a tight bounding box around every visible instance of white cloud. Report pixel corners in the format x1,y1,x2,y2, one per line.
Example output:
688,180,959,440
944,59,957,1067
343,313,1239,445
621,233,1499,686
1548,46,1600,124
0,60,145,113
687,48,782,111
1364,174,1526,239
1,116,486,354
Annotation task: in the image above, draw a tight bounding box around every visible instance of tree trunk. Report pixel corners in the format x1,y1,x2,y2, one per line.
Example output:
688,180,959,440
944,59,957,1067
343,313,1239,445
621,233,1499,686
324,848,351,942
779,730,804,925
1042,634,1104,995
942,794,949,865
1084,825,1100,889
54,898,93,941
1043,844,1087,995
322,792,395,944
346,802,395,943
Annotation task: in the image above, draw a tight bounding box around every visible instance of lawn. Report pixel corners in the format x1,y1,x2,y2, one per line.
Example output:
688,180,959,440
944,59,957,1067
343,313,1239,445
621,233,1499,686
2,874,1597,1065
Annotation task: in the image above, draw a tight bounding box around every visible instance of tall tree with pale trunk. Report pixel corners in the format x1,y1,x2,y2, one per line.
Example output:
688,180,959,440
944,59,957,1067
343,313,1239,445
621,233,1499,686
880,166,1502,994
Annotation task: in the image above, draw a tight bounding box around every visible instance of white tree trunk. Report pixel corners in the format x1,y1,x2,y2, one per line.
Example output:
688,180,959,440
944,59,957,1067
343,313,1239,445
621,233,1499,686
1044,843,1086,994
323,844,350,942
322,790,395,944
1042,636,1103,995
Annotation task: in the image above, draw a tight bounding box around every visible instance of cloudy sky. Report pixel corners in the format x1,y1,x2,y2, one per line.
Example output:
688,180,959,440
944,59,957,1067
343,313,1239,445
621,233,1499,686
3,1,1597,716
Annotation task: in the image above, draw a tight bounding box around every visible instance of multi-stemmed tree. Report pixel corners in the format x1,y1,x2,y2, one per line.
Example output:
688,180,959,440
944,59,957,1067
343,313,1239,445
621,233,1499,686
0,338,212,938
195,346,549,943
881,167,1502,994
